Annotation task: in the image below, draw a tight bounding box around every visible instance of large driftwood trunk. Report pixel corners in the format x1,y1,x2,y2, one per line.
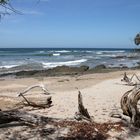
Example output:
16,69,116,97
121,85,140,127
0,109,50,125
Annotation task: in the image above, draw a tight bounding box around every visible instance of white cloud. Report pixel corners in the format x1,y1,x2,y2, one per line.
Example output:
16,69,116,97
23,10,43,15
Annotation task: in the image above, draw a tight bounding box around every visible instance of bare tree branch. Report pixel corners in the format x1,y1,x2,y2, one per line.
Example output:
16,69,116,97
0,0,22,18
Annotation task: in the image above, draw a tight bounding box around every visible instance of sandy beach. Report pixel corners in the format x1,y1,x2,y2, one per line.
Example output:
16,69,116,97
0,69,140,139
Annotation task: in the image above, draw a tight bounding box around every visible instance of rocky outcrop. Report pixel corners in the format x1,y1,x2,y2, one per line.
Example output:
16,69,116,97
95,64,106,69
13,65,89,77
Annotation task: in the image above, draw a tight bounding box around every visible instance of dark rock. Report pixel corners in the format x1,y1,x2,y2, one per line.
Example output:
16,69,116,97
95,64,106,69
16,70,39,76
121,66,128,69
112,55,126,59
119,64,128,69
44,65,89,76
80,65,89,71
11,65,90,77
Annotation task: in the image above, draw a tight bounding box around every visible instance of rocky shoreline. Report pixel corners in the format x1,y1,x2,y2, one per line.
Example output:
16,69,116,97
0,64,136,78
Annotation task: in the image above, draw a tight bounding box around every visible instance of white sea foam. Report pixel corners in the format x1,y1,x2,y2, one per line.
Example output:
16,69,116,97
86,51,92,53
96,52,103,55
53,53,60,56
0,65,18,69
42,59,87,68
100,54,117,57
99,50,125,53
39,51,45,53
55,50,71,53
80,51,92,53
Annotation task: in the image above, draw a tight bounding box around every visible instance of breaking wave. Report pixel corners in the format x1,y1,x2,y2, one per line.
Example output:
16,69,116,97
42,59,87,68
53,53,60,56
0,65,18,69
55,50,71,53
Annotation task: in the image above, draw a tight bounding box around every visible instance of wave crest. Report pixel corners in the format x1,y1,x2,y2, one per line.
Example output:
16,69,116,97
53,53,60,56
42,59,87,68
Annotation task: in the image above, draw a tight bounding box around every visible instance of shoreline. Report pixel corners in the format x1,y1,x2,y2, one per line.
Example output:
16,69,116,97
0,64,140,78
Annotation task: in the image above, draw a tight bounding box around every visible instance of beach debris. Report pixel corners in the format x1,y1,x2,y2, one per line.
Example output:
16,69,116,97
109,111,122,119
75,91,92,122
0,109,51,126
19,94,52,108
0,111,125,140
18,84,51,96
121,72,140,86
18,84,52,108
120,85,140,127
109,105,130,122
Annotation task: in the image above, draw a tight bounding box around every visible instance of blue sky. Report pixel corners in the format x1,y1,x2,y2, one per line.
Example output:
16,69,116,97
0,0,140,48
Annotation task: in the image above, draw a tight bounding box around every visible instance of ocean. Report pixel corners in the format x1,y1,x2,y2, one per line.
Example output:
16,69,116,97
0,48,139,71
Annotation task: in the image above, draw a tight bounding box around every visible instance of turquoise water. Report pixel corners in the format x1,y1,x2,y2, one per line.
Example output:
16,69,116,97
0,48,139,70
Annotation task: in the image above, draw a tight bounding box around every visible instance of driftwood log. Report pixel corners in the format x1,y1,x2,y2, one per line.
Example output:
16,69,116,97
75,91,92,122
121,72,140,86
0,109,50,125
18,84,52,108
20,94,52,108
18,84,51,96
121,85,140,127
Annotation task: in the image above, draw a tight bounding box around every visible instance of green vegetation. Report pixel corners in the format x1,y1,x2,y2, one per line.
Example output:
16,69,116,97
134,33,140,45
0,0,9,4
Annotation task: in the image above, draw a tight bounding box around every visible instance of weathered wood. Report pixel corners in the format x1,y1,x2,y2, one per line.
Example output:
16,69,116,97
120,88,133,117
18,84,50,97
0,109,50,125
121,72,130,83
18,84,52,108
75,91,92,121
22,96,52,108
120,85,140,127
121,72,140,86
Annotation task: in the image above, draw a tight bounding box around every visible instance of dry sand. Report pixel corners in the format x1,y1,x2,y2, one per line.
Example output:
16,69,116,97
0,69,140,139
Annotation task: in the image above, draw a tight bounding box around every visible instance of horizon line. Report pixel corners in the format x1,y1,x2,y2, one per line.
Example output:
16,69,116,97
0,47,137,49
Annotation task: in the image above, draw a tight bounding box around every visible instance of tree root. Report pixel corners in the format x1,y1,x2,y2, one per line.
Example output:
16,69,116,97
121,72,140,86
120,85,140,127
